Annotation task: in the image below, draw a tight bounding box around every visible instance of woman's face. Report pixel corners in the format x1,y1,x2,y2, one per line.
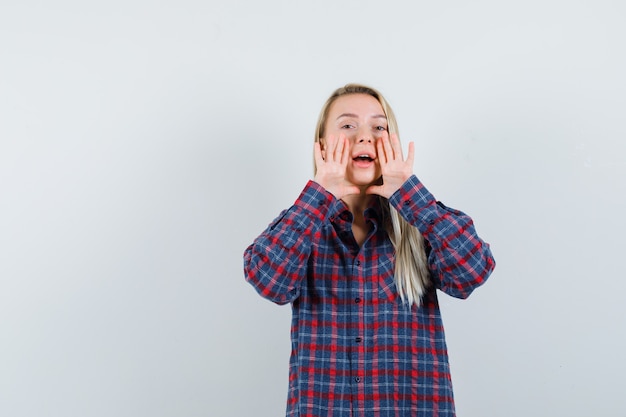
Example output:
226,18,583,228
323,93,389,187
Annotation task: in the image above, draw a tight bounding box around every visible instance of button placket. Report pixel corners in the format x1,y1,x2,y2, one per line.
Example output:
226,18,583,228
350,255,365,390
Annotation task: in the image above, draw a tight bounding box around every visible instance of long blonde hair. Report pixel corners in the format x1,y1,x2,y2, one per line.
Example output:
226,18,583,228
314,84,430,306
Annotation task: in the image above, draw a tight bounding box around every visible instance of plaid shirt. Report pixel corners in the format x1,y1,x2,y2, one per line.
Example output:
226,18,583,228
244,175,495,417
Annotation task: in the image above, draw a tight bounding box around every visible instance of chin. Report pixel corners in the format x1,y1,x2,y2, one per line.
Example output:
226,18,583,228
349,172,381,188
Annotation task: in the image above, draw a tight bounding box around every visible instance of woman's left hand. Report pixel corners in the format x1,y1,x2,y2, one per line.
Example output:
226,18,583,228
366,133,414,199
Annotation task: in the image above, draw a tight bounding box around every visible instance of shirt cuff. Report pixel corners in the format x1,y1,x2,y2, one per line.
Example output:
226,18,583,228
388,175,438,232
293,180,336,221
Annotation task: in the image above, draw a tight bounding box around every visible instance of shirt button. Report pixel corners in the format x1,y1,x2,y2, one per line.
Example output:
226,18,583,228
355,260,361,266
355,337,362,343
355,297,361,304
355,377,362,383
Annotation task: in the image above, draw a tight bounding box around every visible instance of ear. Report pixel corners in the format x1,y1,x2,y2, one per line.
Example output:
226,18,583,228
317,139,327,160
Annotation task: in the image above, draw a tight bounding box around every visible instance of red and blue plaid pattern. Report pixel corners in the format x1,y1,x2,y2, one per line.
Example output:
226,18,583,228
244,175,495,417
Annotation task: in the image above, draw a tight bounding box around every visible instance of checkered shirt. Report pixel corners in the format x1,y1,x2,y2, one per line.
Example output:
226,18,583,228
244,175,495,417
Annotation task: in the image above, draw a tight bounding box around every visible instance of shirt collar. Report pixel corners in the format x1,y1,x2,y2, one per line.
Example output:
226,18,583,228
328,196,386,228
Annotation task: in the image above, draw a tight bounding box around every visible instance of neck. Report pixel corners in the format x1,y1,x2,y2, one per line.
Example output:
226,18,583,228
342,191,374,247
341,191,373,218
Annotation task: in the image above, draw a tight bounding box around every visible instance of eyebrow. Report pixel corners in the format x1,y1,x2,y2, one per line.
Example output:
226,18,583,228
336,113,387,120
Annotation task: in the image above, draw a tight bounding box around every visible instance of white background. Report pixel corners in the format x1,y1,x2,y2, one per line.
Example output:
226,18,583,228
1,1,625,416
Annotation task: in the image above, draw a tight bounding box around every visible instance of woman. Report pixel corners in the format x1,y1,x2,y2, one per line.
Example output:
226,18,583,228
243,84,495,416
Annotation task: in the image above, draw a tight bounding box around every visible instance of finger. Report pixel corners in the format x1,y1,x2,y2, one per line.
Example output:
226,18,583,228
376,138,387,165
390,133,403,160
323,135,335,161
382,135,394,163
334,133,345,162
314,142,324,165
340,135,351,165
406,141,415,165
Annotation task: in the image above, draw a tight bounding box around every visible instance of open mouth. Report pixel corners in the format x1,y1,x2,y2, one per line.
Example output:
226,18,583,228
353,155,374,162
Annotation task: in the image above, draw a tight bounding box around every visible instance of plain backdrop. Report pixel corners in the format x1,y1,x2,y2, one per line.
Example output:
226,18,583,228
1,1,625,416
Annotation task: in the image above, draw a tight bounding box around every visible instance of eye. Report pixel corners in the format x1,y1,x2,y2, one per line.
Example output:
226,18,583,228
341,124,355,129
375,125,387,131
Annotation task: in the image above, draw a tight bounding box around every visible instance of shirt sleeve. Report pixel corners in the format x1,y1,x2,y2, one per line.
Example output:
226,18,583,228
388,175,496,299
243,180,334,305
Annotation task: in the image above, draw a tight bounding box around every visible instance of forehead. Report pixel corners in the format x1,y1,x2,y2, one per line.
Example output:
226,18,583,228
328,93,385,117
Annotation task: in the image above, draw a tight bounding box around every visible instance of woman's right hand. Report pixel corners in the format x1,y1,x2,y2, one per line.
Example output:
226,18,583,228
313,134,360,200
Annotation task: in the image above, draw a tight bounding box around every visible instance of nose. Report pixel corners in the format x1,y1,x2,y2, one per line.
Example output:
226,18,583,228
356,127,373,143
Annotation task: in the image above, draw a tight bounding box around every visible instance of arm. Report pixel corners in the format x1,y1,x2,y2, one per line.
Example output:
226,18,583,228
366,134,494,299
389,175,496,299
245,134,359,304
243,181,334,305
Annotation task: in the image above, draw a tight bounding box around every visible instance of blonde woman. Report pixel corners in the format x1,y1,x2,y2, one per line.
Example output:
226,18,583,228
244,84,495,417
